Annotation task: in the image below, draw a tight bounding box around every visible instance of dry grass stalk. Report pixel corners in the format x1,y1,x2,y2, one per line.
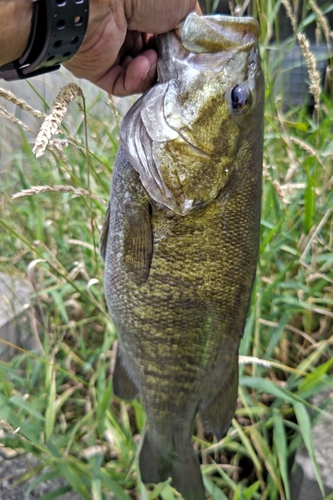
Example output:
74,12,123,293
294,0,301,18
0,87,45,120
297,33,322,114
264,157,310,205
107,94,119,120
0,105,33,134
11,184,106,204
273,105,301,184
273,180,310,205
239,356,308,377
239,356,272,368
300,208,332,263
0,418,19,434
281,0,297,33
290,136,327,173
47,142,68,164
315,22,322,46
0,419,25,447
272,179,287,204
259,318,317,346
290,136,317,157
228,1,235,16
234,0,251,17
284,163,299,184
32,83,84,158
309,0,332,51
107,97,119,136
280,182,307,194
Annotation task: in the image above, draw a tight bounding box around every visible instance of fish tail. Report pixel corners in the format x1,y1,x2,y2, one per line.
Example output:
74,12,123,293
139,432,205,500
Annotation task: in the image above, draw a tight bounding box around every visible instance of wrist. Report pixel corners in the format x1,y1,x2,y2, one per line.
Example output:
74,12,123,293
0,0,33,66
1,0,89,81
64,0,126,80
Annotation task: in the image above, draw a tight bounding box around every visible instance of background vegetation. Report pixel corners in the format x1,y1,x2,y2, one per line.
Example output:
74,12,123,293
0,1,333,499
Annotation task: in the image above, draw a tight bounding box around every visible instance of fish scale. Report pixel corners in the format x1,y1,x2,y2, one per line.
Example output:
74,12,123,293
101,12,264,500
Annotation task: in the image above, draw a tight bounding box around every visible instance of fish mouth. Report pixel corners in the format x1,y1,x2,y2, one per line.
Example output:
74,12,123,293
179,13,260,52
157,13,260,82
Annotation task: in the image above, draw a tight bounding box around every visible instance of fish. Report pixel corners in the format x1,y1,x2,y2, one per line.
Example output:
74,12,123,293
100,12,264,500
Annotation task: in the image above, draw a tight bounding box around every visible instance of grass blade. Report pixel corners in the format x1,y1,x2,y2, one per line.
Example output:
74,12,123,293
203,476,228,500
99,469,132,500
249,427,284,499
150,478,173,500
38,486,72,500
293,402,324,496
232,419,263,478
273,409,291,500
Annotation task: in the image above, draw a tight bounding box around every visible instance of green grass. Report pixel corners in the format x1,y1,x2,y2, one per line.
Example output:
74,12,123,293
1,1,333,499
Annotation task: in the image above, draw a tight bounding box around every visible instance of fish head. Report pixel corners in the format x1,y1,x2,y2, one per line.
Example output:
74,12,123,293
121,13,264,215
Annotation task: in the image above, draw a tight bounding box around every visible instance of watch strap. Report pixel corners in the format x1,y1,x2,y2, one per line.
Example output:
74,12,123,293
0,0,89,81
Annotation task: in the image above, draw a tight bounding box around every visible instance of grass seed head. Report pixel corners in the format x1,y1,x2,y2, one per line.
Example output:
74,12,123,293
281,0,298,33
297,32,322,114
11,184,106,204
309,0,332,51
32,83,84,158
0,87,45,120
0,104,33,133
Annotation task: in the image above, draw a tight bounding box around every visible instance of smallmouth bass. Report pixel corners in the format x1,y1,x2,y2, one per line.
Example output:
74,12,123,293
101,13,264,500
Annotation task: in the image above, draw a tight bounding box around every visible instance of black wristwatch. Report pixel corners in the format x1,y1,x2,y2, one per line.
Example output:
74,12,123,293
0,0,89,81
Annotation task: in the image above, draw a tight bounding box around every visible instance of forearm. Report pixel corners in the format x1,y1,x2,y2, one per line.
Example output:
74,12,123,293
0,0,33,66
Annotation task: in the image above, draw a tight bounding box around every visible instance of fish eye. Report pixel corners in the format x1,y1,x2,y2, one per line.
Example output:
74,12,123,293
230,84,251,113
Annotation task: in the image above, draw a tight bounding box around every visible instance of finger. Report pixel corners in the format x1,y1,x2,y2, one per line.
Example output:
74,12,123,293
128,0,199,32
120,31,145,58
92,49,158,96
120,55,135,71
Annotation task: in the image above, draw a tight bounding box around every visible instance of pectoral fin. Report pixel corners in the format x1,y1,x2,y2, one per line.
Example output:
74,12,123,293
199,355,238,440
123,201,153,286
113,346,139,401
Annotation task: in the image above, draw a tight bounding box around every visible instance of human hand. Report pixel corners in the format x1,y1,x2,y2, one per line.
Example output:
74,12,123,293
64,0,200,96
